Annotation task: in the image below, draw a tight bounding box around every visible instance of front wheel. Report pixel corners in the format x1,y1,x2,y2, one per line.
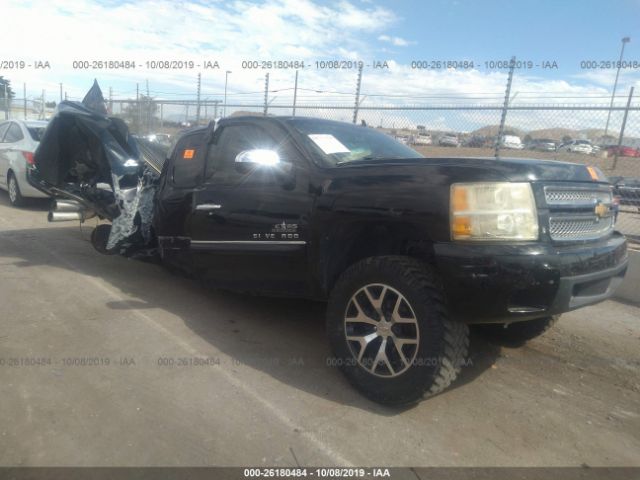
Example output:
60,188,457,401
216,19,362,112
475,315,559,347
326,256,469,406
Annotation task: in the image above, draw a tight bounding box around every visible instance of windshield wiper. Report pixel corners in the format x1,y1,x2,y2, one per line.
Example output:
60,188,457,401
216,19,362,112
336,156,382,166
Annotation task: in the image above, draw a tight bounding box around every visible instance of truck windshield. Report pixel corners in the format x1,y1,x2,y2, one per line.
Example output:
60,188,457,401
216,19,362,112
287,118,423,167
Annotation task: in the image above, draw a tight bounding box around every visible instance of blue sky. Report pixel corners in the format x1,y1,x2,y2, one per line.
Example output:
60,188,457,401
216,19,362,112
373,0,640,72
1,0,639,111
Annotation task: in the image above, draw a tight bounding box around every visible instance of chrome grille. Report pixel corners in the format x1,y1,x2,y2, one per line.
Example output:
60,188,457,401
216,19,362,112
549,216,614,241
544,185,614,242
545,187,611,206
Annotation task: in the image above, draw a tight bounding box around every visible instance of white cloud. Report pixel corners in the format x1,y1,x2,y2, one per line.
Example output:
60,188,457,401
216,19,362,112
1,0,639,137
378,34,412,47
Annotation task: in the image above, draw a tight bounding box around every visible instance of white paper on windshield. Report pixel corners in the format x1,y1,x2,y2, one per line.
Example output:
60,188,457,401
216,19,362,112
308,134,350,154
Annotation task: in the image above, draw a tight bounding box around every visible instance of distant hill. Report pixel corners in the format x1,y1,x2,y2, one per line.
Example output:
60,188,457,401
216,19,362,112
469,125,524,138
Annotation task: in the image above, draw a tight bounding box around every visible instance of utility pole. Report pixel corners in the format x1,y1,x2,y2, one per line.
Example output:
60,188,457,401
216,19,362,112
146,79,151,134
292,70,299,117
496,56,516,159
612,87,634,171
41,89,45,120
108,87,113,114
196,72,202,124
213,100,220,119
605,37,631,138
223,70,231,117
23,83,27,119
135,83,140,133
263,73,270,116
59,83,63,102
352,63,363,124
160,103,164,128
3,83,7,120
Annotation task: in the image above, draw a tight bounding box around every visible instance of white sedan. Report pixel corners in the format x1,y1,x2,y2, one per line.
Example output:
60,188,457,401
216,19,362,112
557,140,593,154
0,120,50,206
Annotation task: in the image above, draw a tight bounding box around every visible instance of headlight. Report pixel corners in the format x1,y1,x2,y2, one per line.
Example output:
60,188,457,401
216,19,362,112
450,182,539,241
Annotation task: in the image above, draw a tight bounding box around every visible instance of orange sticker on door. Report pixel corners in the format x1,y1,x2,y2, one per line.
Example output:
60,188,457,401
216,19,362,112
183,149,195,159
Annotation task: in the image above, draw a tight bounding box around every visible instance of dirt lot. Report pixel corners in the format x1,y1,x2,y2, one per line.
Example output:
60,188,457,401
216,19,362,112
0,194,639,467
415,145,640,178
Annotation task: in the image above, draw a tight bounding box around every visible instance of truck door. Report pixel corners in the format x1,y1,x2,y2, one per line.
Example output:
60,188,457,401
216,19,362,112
169,121,312,296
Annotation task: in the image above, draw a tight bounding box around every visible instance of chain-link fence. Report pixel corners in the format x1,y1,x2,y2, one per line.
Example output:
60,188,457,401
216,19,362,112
3,78,639,243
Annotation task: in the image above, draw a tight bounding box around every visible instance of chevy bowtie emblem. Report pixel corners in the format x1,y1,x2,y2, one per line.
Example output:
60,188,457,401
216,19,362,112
594,202,609,218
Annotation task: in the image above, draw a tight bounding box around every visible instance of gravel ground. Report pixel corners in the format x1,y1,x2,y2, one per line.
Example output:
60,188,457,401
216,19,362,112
0,193,638,467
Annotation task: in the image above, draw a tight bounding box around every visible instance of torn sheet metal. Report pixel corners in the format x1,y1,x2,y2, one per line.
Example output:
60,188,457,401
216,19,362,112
29,81,167,256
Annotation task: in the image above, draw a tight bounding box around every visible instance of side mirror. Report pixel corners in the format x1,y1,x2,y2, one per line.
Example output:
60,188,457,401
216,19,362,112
235,149,281,167
234,149,294,186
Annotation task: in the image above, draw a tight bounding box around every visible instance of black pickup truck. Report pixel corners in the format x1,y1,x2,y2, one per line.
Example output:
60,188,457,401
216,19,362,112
29,99,628,405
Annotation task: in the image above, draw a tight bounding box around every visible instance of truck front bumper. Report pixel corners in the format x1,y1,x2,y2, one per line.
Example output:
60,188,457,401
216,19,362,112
434,233,628,324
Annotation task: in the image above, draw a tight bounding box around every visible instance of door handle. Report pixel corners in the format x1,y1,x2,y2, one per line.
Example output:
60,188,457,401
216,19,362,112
195,203,222,211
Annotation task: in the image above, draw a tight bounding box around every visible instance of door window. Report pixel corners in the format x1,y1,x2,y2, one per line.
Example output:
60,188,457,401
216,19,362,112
205,124,280,182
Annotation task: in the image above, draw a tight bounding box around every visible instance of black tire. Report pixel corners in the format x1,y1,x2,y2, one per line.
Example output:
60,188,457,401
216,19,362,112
475,315,559,347
326,256,469,406
7,171,26,207
90,224,117,255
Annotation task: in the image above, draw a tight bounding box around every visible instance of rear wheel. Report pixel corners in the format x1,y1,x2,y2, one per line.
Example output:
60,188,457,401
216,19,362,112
7,172,26,207
475,315,559,347
326,256,469,406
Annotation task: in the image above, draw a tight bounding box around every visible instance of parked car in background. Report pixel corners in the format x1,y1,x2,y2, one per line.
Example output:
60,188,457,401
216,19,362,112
438,133,460,147
527,138,556,152
464,136,490,148
146,133,172,148
0,120,50,206
608,176,640,207
394,135,410,145
557,140,593,154
500,135,524,150
604,145,640,158
412,132,432,146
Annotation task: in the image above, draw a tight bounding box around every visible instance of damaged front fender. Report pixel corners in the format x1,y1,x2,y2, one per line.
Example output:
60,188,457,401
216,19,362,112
28,81,168,256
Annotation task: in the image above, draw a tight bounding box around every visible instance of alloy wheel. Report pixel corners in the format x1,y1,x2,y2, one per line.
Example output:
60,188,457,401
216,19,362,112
8,176,18,204
344,283,419,377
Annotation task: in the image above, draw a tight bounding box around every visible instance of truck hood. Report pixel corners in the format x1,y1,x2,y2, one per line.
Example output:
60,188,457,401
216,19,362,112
335,156,607,183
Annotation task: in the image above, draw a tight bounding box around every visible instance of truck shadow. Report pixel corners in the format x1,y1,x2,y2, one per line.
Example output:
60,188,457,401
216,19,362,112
0,221,501,415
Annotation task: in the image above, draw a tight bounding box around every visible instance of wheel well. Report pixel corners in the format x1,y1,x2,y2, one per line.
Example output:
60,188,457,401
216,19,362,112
323,223,435,295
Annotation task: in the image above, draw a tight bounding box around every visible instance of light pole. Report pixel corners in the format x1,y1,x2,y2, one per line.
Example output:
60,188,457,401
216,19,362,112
223,70,231,118
604,36,631,138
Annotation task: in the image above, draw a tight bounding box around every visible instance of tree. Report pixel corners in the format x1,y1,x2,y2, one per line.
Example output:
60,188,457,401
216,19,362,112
0,76,15,100
562,135,572,144
524,134,532,143
0,77,15,118
122,95,158,134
